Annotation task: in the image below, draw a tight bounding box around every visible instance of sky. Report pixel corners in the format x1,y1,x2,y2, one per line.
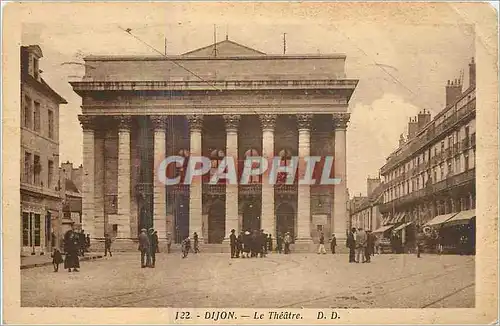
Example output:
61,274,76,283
19,3,476,197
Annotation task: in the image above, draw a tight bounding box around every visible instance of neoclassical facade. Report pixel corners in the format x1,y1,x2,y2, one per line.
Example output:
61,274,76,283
71,39,358,245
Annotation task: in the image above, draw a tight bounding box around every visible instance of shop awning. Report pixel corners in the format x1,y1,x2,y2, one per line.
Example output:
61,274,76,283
424,212,459,227
444,209,475,227
372,224,394,234
395,212,406,223
394,221,413,232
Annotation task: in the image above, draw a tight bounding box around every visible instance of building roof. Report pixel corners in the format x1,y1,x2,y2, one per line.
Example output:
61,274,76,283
182,39,266,57
21,73,68,104
350,184,385,214
65,179,80,193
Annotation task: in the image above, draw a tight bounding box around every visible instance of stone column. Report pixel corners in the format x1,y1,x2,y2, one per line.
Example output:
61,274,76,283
259,114,276,237
79,115,96,237
116,116,132,238
151,116,168,240
188,115,204,241
332,113,350,241
297,114,312,242
224,115,240,238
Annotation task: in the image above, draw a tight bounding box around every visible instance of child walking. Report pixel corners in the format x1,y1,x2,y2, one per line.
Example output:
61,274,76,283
51,248,63,272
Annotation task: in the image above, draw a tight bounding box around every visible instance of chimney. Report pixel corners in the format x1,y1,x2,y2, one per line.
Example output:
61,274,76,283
398,134,406,147
367,177,381,197
407,117,419,139
445,79,462,106
469,57,476,88
417,109,432,130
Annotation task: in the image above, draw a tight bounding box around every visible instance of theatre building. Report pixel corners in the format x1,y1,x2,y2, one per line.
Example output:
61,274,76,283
70,39,358,247
378,58,476,253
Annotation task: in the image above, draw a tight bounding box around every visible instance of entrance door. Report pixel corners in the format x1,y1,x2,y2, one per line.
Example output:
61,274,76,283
276,203,295,242
208,200,225,243
243,201,261,232
174,195,189,243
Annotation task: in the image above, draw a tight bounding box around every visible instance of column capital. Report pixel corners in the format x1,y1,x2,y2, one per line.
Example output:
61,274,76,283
259,114,277,131
223,114,240,132
187,115,203,132
150,115,168,131
115,115,132,131
78,115,97,131
297,114,313,131
333,112,351,130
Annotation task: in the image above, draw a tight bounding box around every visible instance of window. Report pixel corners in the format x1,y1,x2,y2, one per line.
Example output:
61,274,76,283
448,135,453,147
48,110,54,139
433,169,437,183
447,159,453,175
33,101,41,132
24,152,32,183
22,212,30,246
33,155,41,186
48,160,54,188
440,163,444,180
33,57,39,79
34,214,41,246
441,140,445,152
24,96,32,129
464,153,469,171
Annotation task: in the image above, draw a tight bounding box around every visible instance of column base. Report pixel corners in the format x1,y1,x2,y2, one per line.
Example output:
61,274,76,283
292,238,315,252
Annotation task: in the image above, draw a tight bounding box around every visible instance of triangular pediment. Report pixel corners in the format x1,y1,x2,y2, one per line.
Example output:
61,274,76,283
183,39,266,57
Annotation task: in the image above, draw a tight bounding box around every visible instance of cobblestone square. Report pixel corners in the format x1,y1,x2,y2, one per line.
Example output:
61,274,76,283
21,252,474,308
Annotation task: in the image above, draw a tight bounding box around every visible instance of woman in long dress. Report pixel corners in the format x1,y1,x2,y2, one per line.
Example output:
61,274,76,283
64,224,80,272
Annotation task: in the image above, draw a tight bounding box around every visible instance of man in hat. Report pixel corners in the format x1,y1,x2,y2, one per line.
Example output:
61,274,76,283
149,228,158,267
330,234,337,254
138,228,151,268
346,228,356,263
104,233,112,257
229,229,237,258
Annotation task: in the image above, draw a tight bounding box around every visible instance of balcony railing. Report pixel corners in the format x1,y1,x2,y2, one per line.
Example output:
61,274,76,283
379,168,475,213
239,184,262,195
275,184,298,194
203,184,226,195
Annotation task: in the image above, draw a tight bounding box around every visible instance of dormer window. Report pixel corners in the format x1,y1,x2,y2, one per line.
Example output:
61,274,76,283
33,57,39,79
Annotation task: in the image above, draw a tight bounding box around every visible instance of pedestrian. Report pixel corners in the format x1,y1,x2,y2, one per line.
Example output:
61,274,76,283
284,232,292,254
250,230,258,258
79,229,86,256
356,228,367,263
236,231,244,258
85,234,91,252
330,234,337,254
267,234,273,252
149,229,158,267
317,232,327,254
229,229,237,258
63,223,80,272
181,237,191,258
193,232,200,253
346,228,356,263
276,232,283,254
138,228,151,268
51,247,63,272
242,231,251,258
166,232,172,254
365,230,374,263
259,229,267,257
104,233,112,257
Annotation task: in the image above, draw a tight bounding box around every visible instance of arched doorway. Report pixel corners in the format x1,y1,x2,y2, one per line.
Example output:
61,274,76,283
276,203,295,242
243,201,261,232
208,200,225,243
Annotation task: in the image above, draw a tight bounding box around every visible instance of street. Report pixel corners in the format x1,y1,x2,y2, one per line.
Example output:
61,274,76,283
21,252,475,308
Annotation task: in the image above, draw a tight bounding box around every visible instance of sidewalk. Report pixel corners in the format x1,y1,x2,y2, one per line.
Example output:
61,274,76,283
21,253,104,270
